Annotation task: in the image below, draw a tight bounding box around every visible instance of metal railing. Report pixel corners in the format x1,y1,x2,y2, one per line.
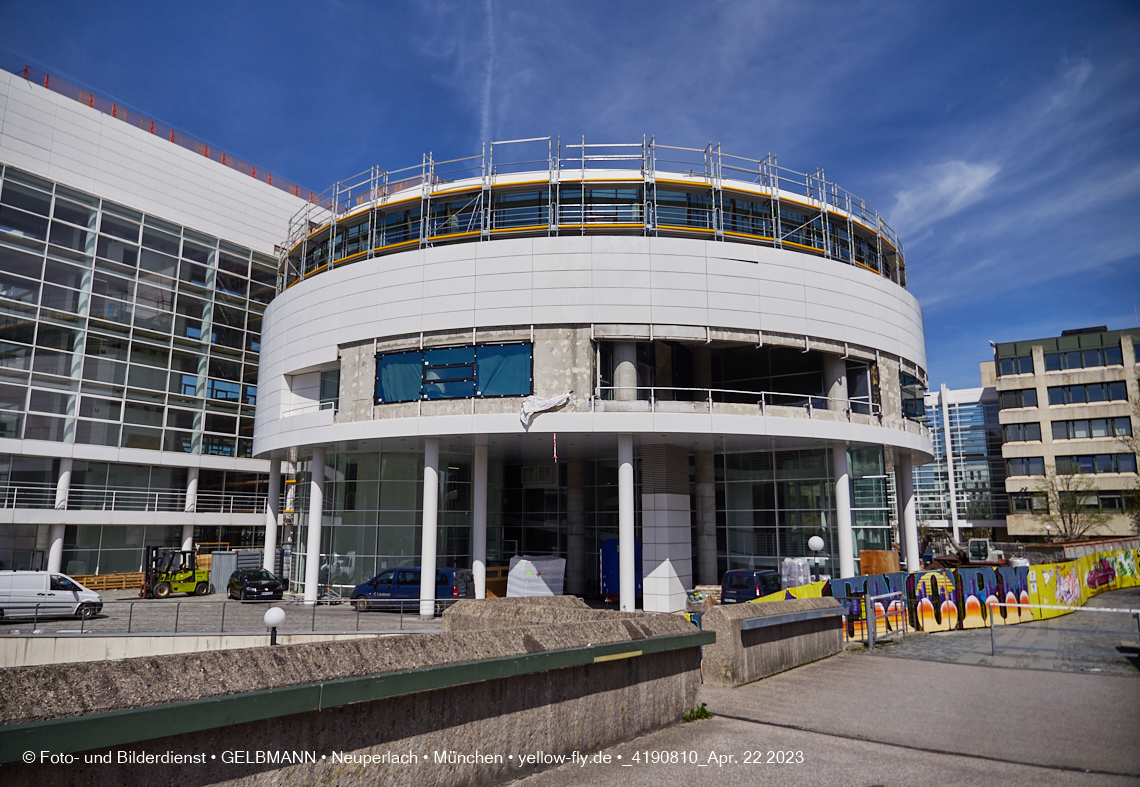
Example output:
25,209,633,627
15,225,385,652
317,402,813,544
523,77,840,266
836,591,907,648
594,386,881,417
0,598,441,636
9,65,323,206
986,601,1140,658
0,484,267,514
0,482,55,509
279,136,906,294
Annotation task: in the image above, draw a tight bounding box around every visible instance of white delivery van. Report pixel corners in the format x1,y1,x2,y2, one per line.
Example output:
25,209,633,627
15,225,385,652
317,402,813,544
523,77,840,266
0,571,103,620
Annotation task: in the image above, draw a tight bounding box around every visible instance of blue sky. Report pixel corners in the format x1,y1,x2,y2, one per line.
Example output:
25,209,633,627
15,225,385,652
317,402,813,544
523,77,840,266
1,1,1137,389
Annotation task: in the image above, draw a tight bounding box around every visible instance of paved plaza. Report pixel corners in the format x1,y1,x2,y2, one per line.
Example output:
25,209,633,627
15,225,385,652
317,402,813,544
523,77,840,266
515,588,1140,787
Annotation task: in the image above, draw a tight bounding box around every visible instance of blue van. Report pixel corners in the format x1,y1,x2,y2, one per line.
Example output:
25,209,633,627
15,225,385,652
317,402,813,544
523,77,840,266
721,569,780,603
351,567,475,612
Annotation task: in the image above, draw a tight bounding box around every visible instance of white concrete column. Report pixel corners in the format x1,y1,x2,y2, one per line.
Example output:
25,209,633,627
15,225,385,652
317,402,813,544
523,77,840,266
824,354,847,410
940,383,961,543
566,458,586,596
263,458,282,574
833,443,855,578
896,452,920,571
46,524,66,574
614,342,637,401
303,447,326,604
54,457,72,510
472,444,488,599
185,467,199,513
180,525,194,552
695,450,717,586
420,438,440,618
618,433,636,611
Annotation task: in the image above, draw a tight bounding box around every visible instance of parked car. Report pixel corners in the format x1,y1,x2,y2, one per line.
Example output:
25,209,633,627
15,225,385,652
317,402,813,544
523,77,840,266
1086,559,1116,590
227,569,285,601
0,570,103,620
721,569,781,603
352,567,475,612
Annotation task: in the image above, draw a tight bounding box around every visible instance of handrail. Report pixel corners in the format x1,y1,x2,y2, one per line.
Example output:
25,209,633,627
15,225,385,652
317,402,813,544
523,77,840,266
594,385,881,417
10,65,323,207
279,136,906,294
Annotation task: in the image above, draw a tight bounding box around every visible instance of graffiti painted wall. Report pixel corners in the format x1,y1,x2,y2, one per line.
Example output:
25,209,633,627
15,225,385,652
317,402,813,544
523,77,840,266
753,545,1140,637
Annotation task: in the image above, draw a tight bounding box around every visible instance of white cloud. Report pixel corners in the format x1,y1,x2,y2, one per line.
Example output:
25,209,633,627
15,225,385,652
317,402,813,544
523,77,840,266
889,160,1000,235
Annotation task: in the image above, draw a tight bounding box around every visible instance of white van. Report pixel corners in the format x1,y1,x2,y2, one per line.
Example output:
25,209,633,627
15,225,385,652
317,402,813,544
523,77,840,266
0,571,103,620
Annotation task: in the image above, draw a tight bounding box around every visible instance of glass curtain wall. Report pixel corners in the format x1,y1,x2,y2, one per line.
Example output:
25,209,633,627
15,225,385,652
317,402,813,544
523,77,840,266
0,165,275,459
716,448,837,578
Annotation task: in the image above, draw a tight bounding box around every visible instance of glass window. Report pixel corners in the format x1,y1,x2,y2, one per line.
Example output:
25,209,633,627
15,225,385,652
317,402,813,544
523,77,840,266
54,199,96,228
1105,346,1123,366
0,204,48,240
1119,454,1137,474
1090,419,1109,438
1113,417,1132,437
1072,420,1090,439
75,420,119,446
1082,349,1102,368
1043,353,1060,372
1109,380,1127,400
206,379,241,401
1027,457,1044,475
1051,421,1068,440
1094,454,1114,474
1,181,51,215
1063,351,1082,370
0,245,44,280
80,396,121,421
376,351,422,403
476,344,531,397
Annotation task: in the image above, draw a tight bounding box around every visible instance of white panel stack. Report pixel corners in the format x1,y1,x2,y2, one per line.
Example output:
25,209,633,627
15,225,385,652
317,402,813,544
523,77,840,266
641,492,692,613
506,556,566,597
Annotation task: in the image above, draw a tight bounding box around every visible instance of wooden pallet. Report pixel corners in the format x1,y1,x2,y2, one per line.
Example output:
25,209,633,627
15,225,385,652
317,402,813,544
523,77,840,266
70,572,145,591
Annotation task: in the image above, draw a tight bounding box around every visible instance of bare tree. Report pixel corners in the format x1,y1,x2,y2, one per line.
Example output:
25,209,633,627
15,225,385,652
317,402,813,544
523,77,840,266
1117,397,1140,535
1038,469,1110,541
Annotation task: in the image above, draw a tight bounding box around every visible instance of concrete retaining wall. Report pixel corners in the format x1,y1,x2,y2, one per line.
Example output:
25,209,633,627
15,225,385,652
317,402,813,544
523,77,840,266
442,595,652,631
700,597,843,687
2,606,704,787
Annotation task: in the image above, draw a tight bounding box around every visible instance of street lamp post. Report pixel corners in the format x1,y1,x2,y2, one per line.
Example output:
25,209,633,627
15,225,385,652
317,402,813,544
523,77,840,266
265,606,285,646
808,535,826,582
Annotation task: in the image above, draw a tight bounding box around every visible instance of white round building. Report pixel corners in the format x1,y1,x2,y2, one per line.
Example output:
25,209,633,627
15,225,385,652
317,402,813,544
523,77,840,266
254,138,933,614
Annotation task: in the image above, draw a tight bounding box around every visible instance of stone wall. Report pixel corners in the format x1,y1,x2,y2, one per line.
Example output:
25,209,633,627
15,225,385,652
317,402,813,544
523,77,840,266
2,604,703,787
700,597,844,687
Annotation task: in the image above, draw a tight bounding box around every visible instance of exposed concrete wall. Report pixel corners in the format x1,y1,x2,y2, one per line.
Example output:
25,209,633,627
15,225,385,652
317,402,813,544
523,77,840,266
440,596,665,633
336,341,375,422
877,355,902,420
700,597,844,687
531,327,594,411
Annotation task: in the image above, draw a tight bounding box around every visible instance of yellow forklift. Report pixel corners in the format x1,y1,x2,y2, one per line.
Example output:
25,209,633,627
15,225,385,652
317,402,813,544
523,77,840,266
141,545,212,598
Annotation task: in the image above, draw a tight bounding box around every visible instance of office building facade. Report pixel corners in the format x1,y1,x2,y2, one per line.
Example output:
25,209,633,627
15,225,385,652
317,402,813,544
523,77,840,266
0,68,309,574
995,327,1139,537
912,381,1007,542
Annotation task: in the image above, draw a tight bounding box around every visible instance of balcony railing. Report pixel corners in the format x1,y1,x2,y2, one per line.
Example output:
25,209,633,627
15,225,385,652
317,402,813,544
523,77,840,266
594,386,882,418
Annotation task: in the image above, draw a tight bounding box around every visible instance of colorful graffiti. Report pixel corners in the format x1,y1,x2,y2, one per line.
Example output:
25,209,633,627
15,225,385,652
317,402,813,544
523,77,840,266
751,546,1140,636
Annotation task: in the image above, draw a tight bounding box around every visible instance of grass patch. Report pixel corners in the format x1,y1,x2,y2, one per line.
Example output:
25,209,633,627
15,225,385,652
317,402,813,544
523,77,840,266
683,704,713,722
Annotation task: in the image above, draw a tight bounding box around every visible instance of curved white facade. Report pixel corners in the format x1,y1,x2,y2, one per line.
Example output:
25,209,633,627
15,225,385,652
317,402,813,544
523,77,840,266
256,150,933,614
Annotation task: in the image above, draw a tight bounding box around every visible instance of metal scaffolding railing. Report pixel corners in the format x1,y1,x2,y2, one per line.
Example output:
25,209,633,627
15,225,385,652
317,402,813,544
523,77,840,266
278,136,907,294
8,65,323,206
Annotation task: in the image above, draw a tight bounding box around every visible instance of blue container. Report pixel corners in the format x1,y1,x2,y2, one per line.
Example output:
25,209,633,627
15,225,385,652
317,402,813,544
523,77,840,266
599,538,642,600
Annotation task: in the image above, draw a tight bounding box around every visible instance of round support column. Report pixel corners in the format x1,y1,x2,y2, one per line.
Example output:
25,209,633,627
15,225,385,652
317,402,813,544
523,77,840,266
472,444,487,599
419,438,440,618
46,524,66,574
303,448,326,604
614,342,637,401
185,467,199,513
896,452,920,571
263,459,282,573
833,443,855,578
618,433,636,612
180,525,194,553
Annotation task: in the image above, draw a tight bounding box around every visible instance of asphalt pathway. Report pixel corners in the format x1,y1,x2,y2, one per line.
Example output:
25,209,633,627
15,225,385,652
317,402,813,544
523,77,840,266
512,588,1140,787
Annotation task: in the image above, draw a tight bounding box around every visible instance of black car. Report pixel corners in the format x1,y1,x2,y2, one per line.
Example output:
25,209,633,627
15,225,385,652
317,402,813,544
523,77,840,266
227,568,284,601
